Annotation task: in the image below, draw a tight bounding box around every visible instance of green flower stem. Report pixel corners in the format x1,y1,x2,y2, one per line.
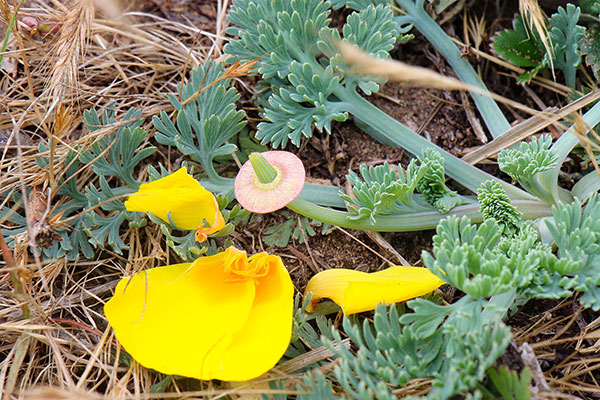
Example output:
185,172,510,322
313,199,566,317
540,99,600,202
287,197,552,232
339,88,536,200
0,0,24,67
249,152,278,183
394,0,511,138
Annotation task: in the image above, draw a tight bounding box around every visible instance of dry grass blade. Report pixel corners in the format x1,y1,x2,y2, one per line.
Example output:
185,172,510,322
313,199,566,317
21,387,102,400
462,89,600,164
569,112,600,177
4,332,31,398
44,0,94,108
340,42,550,119
276,338,351,374
519,0,553,72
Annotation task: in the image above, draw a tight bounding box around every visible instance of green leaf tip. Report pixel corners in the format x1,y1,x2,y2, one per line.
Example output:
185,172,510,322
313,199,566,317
478,180,522,237
415,149,463,213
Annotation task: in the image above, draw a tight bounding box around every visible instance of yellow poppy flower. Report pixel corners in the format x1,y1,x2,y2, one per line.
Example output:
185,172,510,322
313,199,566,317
304,266,444,315
104,247,294,381
124,167,225,242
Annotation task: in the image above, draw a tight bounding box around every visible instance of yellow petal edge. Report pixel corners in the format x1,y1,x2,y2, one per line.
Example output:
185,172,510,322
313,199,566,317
104,247,294,381
304,266,444,315
124,167,224,239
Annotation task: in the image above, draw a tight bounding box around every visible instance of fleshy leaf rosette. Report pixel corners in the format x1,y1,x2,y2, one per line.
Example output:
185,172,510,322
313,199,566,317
104,247,294,381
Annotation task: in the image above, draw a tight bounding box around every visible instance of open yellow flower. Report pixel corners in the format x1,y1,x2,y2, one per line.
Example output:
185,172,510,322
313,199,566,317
305,266,444,315
104,247,294,381
124,167,225,242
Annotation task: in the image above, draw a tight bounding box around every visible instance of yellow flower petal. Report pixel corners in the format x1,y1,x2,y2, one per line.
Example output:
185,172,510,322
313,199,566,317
217,253,294,381
104,247,295,381
125,167,224,233
304,266,444,315
104,250,255,380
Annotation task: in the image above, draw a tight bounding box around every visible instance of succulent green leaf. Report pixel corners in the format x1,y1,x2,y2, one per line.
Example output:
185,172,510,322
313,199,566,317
477,180,522,236
492,15,545,68
498,135,557,201
326,300,511,400
546,4,585,88
423,216,542,298
340,160,432,222
415,149,464,213
540,194,600,309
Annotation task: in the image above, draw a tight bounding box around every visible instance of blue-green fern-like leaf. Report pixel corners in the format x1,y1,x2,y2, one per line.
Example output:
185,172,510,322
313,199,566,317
545,4,585,89
340,4,397,93
81,108,154,188
226,0,397,147
257,63,349,147
153,62,246,173
227,0,332,80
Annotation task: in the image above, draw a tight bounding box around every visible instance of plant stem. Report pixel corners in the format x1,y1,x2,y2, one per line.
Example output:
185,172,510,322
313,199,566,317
540,99,600,202
572,170,600,201
394,0,511,138
0,0,25,67
287,197,551,232
339,89,535,200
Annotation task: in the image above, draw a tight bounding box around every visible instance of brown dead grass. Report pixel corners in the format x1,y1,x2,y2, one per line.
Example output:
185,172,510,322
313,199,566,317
1,0,600,399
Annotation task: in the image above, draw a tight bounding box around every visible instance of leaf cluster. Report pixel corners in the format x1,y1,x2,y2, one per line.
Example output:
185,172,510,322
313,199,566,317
525,193,600,309
153,62,246,184
497,135,558,202
14,107,154,260
492,4,585,87
323,299,510,399
306,191,600,399
341,150,466,222
225,0,400,147
2,62,248,261
485,365,532,400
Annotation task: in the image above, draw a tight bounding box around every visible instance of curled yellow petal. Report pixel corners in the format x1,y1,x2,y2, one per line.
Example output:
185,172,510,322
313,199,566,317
304,266,444,315
125,167,224,237
104,247,294,381
217,253,294,381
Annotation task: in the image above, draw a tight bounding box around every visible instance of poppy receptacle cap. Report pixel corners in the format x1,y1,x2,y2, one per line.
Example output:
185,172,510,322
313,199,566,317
234,151,305,213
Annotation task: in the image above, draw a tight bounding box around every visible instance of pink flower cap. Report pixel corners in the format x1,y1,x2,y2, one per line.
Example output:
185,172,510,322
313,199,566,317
234,151,305,213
